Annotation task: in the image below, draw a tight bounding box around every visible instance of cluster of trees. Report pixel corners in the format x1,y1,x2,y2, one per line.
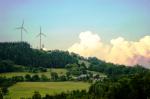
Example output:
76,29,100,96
50,72,71,81
0,59,47,73
23,73,68,82
31,90,87,99
0,42,78,68
25,74,49,82
65,63,87,76
0,72,69,84
88,57,148,77
0,60,23,73
65,63,97,82
10,74,49,82
0,77,16,88
88,71,150,99
0,77,16,98
26,71,150,99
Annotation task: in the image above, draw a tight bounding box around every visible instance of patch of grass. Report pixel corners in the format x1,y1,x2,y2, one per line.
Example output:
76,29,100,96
5,81,90,99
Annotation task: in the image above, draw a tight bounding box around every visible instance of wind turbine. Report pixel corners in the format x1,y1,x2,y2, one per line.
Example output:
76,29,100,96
36,26,46,50
16,20,27,42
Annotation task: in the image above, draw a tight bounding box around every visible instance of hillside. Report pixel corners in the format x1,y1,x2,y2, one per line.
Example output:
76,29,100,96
0,42,150,99
0,42,149,77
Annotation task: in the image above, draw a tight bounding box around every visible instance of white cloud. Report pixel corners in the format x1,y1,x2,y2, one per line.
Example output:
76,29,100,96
68,31,150,68
68,31,109,59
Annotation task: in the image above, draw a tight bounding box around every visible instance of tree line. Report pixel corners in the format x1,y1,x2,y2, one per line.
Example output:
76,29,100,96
88,57,148,77
0,42,78,68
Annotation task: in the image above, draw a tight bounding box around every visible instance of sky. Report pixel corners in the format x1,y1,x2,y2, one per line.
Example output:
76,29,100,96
0,0,150,67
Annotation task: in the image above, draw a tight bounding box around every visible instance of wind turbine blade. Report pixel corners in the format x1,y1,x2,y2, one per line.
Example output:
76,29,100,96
15,27,22,30
23,27,28,33
36,34,40,37
41,33,46,37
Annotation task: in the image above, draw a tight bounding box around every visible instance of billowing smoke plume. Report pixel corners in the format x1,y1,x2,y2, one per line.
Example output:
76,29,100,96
68,31,150,68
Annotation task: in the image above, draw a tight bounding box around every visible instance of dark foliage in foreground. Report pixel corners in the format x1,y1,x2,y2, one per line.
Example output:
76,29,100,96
0,77,16,97
0,77,16,88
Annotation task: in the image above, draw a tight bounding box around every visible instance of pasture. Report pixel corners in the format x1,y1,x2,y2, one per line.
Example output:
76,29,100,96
4,81,90,99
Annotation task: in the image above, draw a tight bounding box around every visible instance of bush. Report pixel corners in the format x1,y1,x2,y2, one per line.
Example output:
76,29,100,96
50,72,58,81
32,91,41,99
25,74,32,81
12,76,24,82
59,75,67,81
32,75,40,81
39,67,47,72
1,87,9,95
41,74,49,81
0,90,3,99
0,77,16,88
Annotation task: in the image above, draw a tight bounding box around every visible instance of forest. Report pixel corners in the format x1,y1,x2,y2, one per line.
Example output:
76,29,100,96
0,42,78,68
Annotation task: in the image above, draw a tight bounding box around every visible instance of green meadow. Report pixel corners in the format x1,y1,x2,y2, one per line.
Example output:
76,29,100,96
4,82,90,99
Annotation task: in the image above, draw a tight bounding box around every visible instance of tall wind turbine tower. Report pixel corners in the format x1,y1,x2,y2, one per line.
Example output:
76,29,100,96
36,27,46,50
16,20,27,42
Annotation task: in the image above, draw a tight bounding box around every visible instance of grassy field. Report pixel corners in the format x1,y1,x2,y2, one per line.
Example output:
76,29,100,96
4,82,90,99
0,68,67,78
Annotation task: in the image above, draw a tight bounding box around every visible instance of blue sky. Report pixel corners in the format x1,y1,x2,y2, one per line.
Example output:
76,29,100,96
0,0,150,50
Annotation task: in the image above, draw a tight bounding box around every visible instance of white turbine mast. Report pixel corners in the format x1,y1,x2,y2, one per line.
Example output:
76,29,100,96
16,20,28,42
36,26,46,50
